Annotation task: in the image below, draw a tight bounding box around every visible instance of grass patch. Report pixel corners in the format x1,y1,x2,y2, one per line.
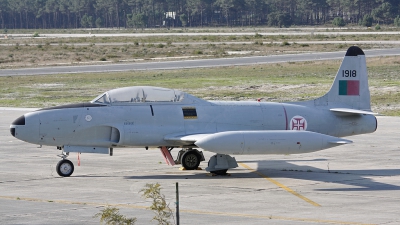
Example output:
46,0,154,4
1,57,400,115
2,30,400,68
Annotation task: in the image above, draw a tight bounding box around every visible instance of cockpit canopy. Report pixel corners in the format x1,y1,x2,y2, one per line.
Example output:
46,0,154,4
91,86,185,105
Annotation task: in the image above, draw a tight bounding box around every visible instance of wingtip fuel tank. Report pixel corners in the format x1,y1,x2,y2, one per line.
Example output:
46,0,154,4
195,131,352,155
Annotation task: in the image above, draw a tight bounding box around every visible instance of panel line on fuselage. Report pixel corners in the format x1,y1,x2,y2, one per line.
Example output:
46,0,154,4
282,105,288,130
150,105,154,116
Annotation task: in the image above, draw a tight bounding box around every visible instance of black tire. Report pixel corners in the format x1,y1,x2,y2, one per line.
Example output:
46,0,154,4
181,150,201,170
211,169,228,175
56,159,74,177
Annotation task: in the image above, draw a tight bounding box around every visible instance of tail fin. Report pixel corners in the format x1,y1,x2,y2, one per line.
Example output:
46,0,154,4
314,46,371,111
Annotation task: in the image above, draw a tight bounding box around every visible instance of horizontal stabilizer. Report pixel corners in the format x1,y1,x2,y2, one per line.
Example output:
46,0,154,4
330,108,378,116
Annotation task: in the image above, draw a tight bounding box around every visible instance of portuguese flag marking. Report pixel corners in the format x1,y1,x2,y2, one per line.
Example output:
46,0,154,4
339,80,359,96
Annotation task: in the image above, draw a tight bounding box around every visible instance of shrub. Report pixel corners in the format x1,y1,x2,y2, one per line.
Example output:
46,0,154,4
179,14,188,27
140,183,173,225
94,206,136,225
360,14,373,27
394,16,400,27
332,17,346,27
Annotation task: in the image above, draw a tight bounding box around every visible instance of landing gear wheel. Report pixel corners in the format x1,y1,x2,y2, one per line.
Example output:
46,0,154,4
56,159,74,177
181,150,201,170
210,169,228,175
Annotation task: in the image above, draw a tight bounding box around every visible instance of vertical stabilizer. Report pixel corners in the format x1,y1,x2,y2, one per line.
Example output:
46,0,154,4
314,46,371,111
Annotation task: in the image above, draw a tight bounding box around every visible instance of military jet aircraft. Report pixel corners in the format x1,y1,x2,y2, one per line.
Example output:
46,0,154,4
10,46,377,177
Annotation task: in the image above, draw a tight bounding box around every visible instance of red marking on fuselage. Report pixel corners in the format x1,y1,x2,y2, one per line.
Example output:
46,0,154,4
290,116,307,131
292,118,306,130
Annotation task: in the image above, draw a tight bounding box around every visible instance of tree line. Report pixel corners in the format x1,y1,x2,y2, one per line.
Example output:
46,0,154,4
0,0,399,30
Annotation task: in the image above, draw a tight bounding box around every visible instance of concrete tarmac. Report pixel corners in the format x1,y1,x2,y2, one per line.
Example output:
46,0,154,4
1,108,400,225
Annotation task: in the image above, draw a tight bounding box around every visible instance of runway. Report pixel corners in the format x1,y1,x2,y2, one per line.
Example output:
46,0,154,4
1,108,400,224
1,48,400,76
4,31,400,38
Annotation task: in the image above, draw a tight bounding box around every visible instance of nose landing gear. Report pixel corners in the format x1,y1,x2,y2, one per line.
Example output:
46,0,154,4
56,151,74,177
56,159,74,177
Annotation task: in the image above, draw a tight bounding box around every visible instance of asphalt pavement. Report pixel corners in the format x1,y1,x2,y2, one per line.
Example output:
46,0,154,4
1,108,400,224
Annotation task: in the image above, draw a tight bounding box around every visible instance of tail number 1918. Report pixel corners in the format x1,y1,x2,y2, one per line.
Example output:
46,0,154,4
342,70,357,77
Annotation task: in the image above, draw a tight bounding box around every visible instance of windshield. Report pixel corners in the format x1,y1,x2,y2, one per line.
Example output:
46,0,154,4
92,86,184,104
92,93,110,104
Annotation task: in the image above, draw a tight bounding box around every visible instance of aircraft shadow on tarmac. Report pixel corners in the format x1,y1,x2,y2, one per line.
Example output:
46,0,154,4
122,159,400,192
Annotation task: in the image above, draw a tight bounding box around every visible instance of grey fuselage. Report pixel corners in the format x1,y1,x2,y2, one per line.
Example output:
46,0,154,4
14,92,377,151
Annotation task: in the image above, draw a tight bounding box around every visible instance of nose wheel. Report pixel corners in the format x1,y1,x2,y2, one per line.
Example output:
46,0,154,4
56,159,74,177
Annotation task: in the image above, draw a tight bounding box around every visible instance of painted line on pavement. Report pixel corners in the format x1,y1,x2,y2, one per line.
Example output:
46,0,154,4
238,162,321,207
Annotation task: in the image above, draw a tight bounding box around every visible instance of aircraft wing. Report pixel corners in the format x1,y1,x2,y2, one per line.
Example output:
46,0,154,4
330,108,378,116
164,133,212,145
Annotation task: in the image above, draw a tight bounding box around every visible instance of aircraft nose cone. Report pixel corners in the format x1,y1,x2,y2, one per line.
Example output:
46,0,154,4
10,127,15,137
12,115,26,125
10,115,25,137
10,113,40,144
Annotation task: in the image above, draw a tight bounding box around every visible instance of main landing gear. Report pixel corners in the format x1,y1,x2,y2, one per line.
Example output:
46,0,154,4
166,148,239,175
56,151,74,177
205,154,238,175
175,148,205,170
